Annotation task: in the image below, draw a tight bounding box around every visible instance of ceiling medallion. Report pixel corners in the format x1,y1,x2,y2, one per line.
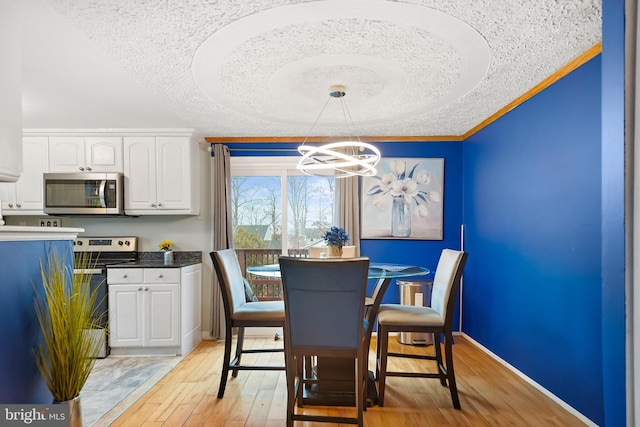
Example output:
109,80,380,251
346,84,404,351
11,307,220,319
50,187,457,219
297,86,381,178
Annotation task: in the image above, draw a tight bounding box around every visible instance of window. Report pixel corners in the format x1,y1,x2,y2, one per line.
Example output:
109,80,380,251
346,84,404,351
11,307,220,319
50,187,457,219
230,157,336,253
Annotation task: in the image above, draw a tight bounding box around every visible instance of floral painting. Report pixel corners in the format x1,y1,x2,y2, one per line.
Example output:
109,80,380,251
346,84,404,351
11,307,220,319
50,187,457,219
361,158,444,240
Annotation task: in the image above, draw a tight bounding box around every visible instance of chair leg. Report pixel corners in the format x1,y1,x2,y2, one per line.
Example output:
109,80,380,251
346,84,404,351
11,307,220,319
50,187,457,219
296,355,304,408
285,352,296,427
376,325,389,407
217,325,233,398
355,355,364,427
232,327,245,378
434,333,447,386
443,332,461,409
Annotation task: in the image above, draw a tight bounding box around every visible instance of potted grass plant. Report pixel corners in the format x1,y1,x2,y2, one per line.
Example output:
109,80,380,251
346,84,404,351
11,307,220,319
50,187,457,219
32,249,105,427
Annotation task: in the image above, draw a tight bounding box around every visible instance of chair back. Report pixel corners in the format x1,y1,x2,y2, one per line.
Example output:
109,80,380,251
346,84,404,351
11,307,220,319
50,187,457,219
210,249,249,316
279,257,369,350
430,249,468,319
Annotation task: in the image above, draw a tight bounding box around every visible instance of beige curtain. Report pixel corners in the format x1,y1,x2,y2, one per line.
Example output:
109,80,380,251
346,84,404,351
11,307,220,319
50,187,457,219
210,144,232,338
337,176,360,256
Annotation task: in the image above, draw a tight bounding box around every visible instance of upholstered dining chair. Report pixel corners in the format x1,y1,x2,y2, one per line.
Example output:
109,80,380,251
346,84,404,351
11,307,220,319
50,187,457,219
279,256,370,427
210,249,286,398
375,249,468,409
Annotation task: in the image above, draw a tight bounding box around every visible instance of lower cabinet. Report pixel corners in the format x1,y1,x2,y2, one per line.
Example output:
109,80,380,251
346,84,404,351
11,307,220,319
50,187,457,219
107,264,202,356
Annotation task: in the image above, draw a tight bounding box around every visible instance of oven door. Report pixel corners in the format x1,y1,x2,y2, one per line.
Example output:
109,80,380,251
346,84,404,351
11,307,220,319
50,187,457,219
74,267,109,358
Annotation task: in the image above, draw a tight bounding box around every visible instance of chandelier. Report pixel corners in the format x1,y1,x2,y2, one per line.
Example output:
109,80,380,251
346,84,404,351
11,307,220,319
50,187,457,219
297,86,381,178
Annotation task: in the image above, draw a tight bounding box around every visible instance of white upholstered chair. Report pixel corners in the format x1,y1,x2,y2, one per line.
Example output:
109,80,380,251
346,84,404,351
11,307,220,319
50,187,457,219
210,249,286,398
375,249,468,409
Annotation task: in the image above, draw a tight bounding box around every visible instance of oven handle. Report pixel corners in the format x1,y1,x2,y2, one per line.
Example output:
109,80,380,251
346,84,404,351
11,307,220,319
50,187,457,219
73,268,104,275
98,180,107,208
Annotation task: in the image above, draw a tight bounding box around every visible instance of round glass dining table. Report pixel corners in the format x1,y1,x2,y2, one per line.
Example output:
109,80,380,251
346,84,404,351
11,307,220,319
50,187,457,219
247,262,430,280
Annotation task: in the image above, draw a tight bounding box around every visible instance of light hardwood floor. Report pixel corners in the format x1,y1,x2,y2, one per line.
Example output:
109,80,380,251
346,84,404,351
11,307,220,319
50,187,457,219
109,335,588,426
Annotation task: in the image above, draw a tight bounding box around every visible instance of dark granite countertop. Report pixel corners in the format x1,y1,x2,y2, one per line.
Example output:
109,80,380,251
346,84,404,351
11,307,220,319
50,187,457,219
107,251,202,269
109,260,200,268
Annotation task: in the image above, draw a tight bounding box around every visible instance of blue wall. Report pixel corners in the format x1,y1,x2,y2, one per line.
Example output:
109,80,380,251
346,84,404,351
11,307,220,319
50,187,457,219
0,239,72,403
462,56,604,424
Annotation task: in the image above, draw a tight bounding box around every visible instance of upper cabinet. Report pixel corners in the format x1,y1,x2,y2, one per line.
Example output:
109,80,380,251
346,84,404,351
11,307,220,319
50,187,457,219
1,129,198,216
124,135,199,215
49,136,123,173
0,136,49,214
0,2,22,182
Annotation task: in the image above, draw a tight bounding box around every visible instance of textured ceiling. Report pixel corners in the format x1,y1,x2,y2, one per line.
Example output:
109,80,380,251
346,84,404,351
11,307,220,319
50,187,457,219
22,0,601,139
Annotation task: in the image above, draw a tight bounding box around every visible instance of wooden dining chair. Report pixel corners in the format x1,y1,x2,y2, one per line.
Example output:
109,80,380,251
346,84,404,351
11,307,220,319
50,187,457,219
375,249,468,409
279,256,370,427
210,249,286,398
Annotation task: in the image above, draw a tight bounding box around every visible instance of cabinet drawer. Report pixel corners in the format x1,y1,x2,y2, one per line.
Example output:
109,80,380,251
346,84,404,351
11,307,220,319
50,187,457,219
107,268,144,284
144,268,180,284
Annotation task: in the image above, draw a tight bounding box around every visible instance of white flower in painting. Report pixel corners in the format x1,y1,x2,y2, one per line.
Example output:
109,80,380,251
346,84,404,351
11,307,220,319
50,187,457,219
390,179,418,204
366,160,441,216
416,204,430,217
426,191,441,204
372,194,388,208
416,171,430,184
380,173,396,191
391,159,406,175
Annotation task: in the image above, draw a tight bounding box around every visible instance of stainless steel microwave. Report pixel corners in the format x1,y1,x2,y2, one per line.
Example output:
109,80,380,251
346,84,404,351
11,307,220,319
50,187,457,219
43,172,125,215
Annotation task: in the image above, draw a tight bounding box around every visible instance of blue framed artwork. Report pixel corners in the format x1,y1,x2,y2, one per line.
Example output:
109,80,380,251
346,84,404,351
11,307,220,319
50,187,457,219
361,158,444,240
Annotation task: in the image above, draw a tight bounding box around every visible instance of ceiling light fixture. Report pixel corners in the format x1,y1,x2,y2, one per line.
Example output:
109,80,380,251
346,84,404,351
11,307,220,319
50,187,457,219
297,86,381,178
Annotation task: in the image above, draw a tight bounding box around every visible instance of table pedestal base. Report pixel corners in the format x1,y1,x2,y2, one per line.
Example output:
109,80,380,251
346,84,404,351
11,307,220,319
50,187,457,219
302,357,378,407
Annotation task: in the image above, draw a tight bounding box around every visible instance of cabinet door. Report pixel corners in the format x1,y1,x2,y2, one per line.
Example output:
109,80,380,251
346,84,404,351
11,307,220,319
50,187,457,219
49,137,85,172
85,137,123,172
108,284,144,347
124,136,157,211
0,182,16,210
145,284,180,347
15,137,49,211
156,136,191,210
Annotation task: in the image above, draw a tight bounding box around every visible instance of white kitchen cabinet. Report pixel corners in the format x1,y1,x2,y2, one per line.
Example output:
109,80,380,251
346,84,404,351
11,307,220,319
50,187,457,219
124,135,198,215
107,264,202,355
49,136,123,173
0,136,49,214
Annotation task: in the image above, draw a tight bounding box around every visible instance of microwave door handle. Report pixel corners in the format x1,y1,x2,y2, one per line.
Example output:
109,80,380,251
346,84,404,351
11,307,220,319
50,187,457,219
98,180,107,208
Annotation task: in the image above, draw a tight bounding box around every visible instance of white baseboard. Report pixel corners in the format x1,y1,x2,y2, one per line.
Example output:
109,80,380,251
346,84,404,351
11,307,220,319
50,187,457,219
461,333,597,427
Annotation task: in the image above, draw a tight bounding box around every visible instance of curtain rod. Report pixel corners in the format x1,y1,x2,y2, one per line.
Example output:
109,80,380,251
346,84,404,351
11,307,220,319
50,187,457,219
208,145,299,154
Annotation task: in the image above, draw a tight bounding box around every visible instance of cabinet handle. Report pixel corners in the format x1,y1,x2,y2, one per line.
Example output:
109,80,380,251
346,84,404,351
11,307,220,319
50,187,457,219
145,287,149,291
123,274,128,278
151,203,156,207
138,287,143,291
158,274,163,278
79,167,85,171
8,203,13,208
86,166,92,171
16,204,21,208
158,203,163,207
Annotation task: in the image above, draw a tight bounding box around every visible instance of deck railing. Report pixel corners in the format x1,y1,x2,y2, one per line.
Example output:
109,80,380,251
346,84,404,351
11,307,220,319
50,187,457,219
235,248,309,301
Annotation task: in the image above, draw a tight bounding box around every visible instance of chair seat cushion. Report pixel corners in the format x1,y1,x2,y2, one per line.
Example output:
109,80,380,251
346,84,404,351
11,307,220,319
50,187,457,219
377,304,445,327
233,300,285,321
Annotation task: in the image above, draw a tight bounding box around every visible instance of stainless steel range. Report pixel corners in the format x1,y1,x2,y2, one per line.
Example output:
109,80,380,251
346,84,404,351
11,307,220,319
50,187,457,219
73,236,138,358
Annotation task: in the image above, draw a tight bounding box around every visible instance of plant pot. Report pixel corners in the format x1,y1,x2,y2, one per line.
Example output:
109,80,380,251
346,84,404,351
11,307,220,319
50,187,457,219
163,251,174,264
54,395,84,427
327,245,343,258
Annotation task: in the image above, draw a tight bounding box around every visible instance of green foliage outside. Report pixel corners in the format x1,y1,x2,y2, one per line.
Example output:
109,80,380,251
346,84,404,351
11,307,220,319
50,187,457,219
233,227,265,249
